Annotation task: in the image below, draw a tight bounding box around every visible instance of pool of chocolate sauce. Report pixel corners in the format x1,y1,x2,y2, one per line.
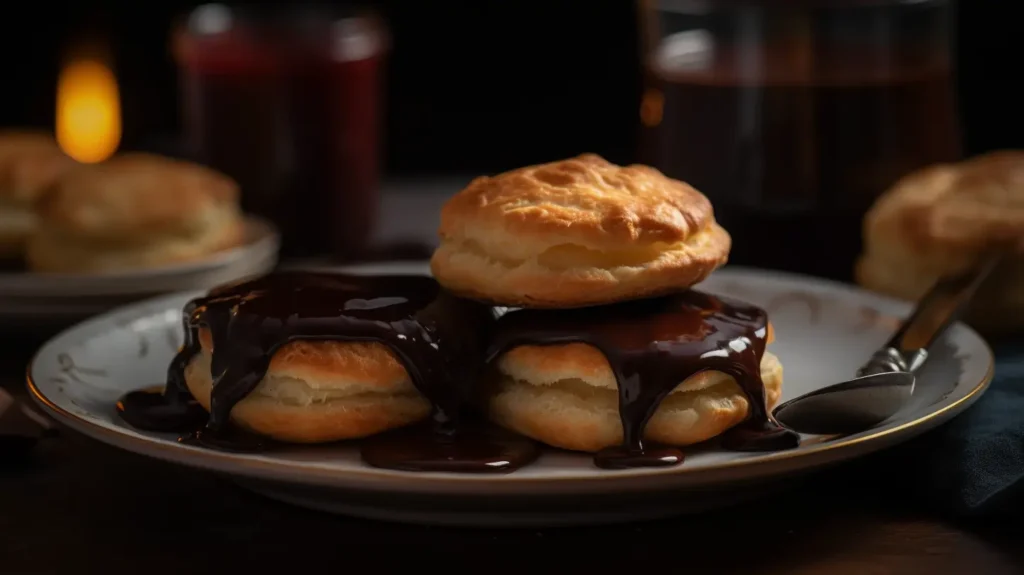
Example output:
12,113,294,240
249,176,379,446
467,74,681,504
116,272,799,473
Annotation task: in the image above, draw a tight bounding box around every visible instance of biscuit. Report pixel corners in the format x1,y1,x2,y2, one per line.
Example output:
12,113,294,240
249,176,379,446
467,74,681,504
0,131,76,258
431,154,730,308
488,343,783,453
184,329,432,443
856,151,1024,334
26,152,245,273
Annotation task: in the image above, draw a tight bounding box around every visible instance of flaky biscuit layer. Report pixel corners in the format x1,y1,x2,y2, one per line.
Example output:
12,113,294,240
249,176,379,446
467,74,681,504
185,332,432,443
431,154,730,307
490,342,783,453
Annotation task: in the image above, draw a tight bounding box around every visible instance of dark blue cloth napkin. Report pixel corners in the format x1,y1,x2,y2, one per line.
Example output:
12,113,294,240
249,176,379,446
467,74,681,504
896,339,1024,518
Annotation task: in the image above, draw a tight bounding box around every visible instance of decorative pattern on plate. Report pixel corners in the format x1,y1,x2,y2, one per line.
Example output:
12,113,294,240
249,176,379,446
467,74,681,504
54,352,106,383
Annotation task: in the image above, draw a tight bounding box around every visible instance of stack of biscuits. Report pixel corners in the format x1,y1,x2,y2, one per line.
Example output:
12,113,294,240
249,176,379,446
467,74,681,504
430,153,784,453
170,154,785,454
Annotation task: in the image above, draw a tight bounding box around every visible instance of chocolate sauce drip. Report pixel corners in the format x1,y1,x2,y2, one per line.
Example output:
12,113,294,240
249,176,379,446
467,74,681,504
117,272,796,473
361,419,540,473
116,272,539,472
487,291,800,469
115,387,206,433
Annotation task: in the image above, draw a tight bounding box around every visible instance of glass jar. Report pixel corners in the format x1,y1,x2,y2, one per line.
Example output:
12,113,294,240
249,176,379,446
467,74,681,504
173,4,387,260
638,0,960,281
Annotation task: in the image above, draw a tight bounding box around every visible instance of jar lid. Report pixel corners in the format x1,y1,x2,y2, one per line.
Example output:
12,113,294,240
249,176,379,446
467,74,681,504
173,4,282,73
173,4,386,70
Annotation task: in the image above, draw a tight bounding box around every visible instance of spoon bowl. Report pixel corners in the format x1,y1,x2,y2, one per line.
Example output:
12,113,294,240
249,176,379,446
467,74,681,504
766,251,1000,438
772,371,915,436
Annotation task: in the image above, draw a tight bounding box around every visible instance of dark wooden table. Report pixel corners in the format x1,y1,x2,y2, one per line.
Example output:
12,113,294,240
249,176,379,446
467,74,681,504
1,339,1022,575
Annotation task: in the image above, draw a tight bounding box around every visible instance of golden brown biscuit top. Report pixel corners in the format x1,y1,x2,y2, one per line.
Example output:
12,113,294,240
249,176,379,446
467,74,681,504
438,154,715,251
0,130,76,204
37,152,240,239
865,150,1024,252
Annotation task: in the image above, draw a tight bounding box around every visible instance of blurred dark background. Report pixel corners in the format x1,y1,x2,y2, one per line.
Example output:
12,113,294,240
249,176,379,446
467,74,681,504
1,2,640,175
3,0,1018,178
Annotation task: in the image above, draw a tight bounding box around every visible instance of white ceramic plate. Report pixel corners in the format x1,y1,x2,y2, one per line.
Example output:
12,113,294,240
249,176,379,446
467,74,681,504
0,217,279,327
26,262,994,527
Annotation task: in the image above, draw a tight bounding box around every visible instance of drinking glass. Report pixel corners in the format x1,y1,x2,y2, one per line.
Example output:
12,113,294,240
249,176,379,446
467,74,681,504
638,0,960,280
174,4,387,259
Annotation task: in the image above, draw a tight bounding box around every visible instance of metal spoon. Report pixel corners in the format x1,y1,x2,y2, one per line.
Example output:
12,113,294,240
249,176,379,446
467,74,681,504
772,252,1002,436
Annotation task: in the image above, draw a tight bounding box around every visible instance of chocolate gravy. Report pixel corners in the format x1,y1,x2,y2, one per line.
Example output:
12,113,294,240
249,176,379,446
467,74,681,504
487,291,800,469
116,272,540,472
360,420,542,473
117,272,797,473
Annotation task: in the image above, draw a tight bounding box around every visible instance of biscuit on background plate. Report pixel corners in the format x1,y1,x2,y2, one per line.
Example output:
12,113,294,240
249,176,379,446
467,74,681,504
0,131,77,260
857,150,1024,335
26,152,245,274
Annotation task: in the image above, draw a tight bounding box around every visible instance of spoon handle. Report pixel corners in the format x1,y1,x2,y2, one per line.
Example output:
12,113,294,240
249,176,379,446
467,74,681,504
857,252,1002,377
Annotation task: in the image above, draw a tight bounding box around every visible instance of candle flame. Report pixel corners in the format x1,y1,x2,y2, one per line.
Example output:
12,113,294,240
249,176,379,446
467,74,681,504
56,59,121,163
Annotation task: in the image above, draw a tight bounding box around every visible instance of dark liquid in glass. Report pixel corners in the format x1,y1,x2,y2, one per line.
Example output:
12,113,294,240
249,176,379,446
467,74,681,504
177,14,383,259
640,57,960,281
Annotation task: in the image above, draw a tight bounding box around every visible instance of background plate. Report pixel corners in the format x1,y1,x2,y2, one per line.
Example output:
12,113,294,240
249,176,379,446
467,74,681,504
0,217,279,328
26,262,994,526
